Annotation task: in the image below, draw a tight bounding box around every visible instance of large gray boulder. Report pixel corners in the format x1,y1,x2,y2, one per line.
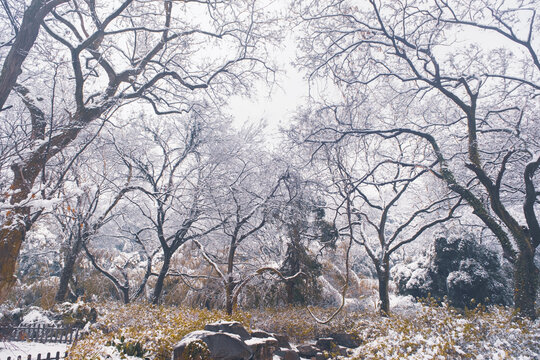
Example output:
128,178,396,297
273,348,300,360
204,320,251,340
172,330,252,360
296,343,318,358
246,336,279,360
273,333,291,349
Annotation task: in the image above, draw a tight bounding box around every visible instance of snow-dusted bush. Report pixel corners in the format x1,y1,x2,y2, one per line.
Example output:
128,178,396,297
20,309,55,326
67,302,540,359
0,307,24,326
350,303,540,359
0,301,98,329
0,306,57,327
393,236,512,308
53,301,98,328
68,303,251,360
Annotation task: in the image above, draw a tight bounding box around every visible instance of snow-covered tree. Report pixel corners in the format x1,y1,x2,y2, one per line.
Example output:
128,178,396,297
111,113,228,305
195,129,289,314
51,136,149,304
274,171,338,306
293,0,540,318
0,0,281,302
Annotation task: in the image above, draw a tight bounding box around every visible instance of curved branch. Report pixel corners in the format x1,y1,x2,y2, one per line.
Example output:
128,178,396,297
0,0,68,109
307,191,354,324
193,239,226,283
231,268,303,310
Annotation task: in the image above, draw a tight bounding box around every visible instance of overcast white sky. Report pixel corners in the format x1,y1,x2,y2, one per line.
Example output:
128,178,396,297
225,32,308,137
224,0,537,141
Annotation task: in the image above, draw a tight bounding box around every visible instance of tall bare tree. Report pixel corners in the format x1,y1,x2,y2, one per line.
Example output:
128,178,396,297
52,139,142,303
113,115,230,304
321,137,460,315
0,0,279,302
194,132,289,314
294,0,540,318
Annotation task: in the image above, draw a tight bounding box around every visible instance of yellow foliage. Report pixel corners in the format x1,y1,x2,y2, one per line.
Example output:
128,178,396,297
68,303,251,360
67,302,540,360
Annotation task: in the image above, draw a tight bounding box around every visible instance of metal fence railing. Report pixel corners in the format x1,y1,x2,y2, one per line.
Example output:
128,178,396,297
0,324,79,344
4,351,68,360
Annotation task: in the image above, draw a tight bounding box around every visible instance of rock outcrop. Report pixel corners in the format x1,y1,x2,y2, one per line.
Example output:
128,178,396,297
204,320,251,340
171,320,360,360
172,330,252,360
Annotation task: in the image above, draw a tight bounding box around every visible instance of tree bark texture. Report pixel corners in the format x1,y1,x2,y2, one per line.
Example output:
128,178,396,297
225,278,234,316
514,249,538,319
377,259,390,316
151,253,171,305
0,217,26,302
55,244,81,303
0,162,35,302
0,0,67,110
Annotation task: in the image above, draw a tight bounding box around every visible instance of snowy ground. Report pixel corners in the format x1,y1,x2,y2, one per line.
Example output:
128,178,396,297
0,341,68,359
3,301,538,359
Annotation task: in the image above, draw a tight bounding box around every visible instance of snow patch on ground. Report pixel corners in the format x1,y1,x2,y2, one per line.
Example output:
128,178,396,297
0,342,67,358
390,294,422,315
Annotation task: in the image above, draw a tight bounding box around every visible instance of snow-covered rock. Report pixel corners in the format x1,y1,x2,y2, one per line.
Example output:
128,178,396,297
172,330,252,360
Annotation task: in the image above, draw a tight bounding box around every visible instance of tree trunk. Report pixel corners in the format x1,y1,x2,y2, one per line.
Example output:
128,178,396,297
514,249,538,319
282,242,300,304
152,253,171,305
0,167,33,303
285,280,295,304
55,251,78,303
225,238,237,315
0,219,26,302
377,259,390,316
225,277,234,315
55,236,84,303
120,286,130,305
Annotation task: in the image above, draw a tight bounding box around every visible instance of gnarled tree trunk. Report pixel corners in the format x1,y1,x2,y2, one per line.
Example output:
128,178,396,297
0,215,27,302
376,258,390,316
514,246,538,319
0,0,67,304
55,236,84,303
151,252,171,305
0,163,38,302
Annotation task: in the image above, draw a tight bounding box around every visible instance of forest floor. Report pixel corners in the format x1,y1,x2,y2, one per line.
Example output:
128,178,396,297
63,299,540,360
1,298,539,360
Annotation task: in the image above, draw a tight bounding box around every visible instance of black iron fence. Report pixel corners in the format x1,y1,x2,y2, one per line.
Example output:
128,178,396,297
4,351,68,360
0,324,78,344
